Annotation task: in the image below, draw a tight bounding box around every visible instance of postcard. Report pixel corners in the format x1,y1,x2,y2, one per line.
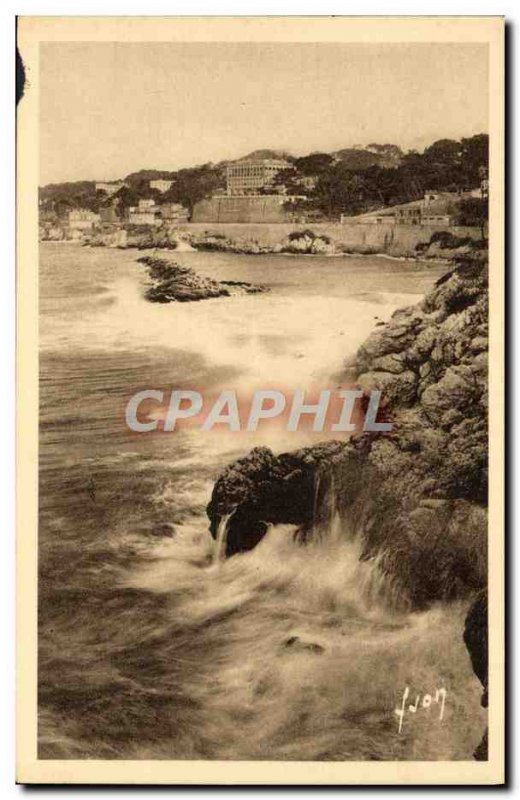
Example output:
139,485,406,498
16,15,504,784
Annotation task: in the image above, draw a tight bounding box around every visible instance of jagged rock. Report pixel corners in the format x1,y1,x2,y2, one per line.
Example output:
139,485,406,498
280,231,335,255
464,590,488,759
137,256,268,303
470,336,488,353
368,353,407,374
207,442,355,556
421,365,480,418
207,253,488,611
357,369,418,406
283,636,325,654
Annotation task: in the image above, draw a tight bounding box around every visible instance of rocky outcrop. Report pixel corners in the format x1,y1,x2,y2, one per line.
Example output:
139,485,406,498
464,590,488,707
279,230,335,255
190,232,272,255
353,253,488,504
190,228,336,256
207,441,359,556
415,230,486,262
464,590,488,759
137,256,268,303
207,251,488,609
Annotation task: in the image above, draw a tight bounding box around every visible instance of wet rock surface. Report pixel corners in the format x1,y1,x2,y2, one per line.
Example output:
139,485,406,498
463,590,488,760
137,256,269,303
206,248,490,763
207,441,356,556
207,252,488,609
283,636,325,654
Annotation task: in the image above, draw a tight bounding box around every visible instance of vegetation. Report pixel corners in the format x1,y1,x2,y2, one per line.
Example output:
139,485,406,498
39,134,488,222
160,165,224,213
302,135,488,219
38,181,99,216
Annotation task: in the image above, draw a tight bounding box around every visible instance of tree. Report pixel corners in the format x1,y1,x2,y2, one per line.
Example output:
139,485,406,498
293,152,334,176
163,166,224,213
455,197,488,240
112,185,142,214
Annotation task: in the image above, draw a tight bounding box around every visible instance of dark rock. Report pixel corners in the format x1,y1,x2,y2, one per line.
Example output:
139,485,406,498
464,590,488,760
137,256,268,303
464,590,488,706
151,523,175,538
206,253,489,610
206,442,356,556
283,636,325,654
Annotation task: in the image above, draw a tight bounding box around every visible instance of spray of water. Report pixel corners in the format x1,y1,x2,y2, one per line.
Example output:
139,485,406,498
38,247,483,760
212,510,235,566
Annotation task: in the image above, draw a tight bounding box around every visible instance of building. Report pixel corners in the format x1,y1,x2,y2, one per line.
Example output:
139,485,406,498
128,208,161,226
423,191,444,207
225,159,291,196
95,181,126,197
68,209,100,230
159,202,190,222
192,194,305,224
99,206,119,224
419,192,457,225
468,180,489,200
128,198,161,226
341,192,457,227
137,198,156,209
150,179,174,193
294,175,317,191
341,211,396,225
395,202,423,225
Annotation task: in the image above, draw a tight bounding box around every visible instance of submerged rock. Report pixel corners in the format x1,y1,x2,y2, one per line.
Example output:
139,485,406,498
283,636,325,654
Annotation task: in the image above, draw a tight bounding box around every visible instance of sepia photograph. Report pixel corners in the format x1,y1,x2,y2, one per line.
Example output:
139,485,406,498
16,15,504,785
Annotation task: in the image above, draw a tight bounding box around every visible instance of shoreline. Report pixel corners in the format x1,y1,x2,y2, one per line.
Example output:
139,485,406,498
40,221,481,264
42,239,451,266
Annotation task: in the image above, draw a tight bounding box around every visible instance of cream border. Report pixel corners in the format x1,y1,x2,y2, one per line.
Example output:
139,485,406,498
16,16,505,785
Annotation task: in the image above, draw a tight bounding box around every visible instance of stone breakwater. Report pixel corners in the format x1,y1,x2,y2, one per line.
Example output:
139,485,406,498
137,255,269,303
207,250,488,609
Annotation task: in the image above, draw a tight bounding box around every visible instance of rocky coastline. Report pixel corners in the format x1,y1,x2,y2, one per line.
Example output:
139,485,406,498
206,247,489,754
207,248,488,609
64,223,484,262
184,228,482,261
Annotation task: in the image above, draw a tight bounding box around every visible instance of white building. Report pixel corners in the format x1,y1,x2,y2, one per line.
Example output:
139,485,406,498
95,181,126,197
128,199,161,226
159,202,190,222
68,209,100,230
150,179,174,193
225,159,291,196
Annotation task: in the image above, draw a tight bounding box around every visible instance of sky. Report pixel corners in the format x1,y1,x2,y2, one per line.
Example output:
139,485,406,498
39,42,489,185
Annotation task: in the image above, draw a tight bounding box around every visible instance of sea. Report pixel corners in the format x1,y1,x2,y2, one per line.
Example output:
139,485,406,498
38,242,484,760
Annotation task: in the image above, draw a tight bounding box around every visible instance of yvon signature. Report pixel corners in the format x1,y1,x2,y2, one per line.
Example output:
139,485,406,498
395,686,447,734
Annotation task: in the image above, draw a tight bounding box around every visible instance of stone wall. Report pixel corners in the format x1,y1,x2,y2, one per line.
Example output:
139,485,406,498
174,220,482,258
192,195,289,224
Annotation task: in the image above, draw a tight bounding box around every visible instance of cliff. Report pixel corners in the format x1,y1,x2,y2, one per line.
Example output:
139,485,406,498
207,250,488,610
